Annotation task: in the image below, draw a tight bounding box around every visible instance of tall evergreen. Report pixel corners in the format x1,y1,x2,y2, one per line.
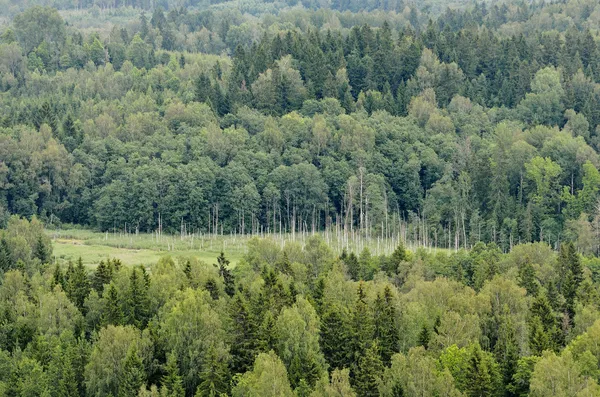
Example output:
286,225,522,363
161,351,185,397
102,283,124,326
126,267,149,328
118,345,146,397
67,257,90,312
320,304,351,370
217,252,235,297
92,260,113,295
0,237,11,272
354,340,384,397
373,286,399,365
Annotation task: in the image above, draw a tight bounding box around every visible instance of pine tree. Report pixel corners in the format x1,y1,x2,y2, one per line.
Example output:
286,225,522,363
52,263,65,290
68,257,90,312
126,267,149,328
92,260,113,295
196,345,229,397
230,294,260,374
102,283,124,326
321,305,351,370
0,237,12,272
204,278,219,300
374,286,399,365
161,351,184,397
518,262,538,296
118,345,146,397
345,252,360,281
354,340,384,397
494,306,519,396
34,233,50,264
464,344,500,397
350,283,374,372
217,252,235,297
417,324,430,349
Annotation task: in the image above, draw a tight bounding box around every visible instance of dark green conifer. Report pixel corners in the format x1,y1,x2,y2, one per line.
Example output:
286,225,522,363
118,345,146,397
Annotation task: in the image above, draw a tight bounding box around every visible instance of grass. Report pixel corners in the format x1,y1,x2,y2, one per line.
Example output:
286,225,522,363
48,227,455,269
49,228,247,268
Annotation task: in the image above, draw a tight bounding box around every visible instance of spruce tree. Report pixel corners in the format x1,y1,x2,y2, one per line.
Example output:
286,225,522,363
350,283,374,373
196,346,229,397
518,262,538,296
354,340,384,397
92,260,113,295
161,351,184,397
118,345,146,397
229,293,260,374
494,306,519,396
68,257,90,312
374,286,399,365
52,262,65,290
321,305,351,370
217,252,235,296
417,324,430,349
126,267,149,328
204,278,219,300
0,237,12,272
385,242,407,275
34,233,50,264
464,344,501,397
102,283,123,326
345,252,360,281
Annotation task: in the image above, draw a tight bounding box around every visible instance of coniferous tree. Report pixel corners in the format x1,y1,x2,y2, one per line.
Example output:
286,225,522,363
495,306,519,397
68,257,90,312
92,260,113,295
345,252,360,281
34,233,50,264
354,340,384,397
52,262,65,290
0,237,12,272
118,345,146,397
320,305,351,370
417,324,430,349
518,262,538,296
464,343,501,397
374,286,399,365
204,278,219,300
161,351,185,397
196,345,230,397
102,283,123,326
350,283,374,373
217,252,235,297
230,293,260,374
195,73,213,104
126,267,149,328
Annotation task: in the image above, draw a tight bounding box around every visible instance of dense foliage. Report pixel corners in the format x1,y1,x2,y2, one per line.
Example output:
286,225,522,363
3,1,600,394
2,1,600,253
1,218,600,396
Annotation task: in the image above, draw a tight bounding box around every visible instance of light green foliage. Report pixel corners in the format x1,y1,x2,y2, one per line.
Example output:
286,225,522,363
275,297,327,389
379,347,462,397
84,325,151,397
159,288,229,395
529,350,600,396
231,351,295,397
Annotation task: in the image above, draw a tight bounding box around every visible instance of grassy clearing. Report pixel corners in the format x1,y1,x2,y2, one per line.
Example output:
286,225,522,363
48,227,455,269
49,228,247,268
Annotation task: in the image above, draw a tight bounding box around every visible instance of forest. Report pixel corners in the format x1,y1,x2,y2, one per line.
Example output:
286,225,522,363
2,0,600,395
